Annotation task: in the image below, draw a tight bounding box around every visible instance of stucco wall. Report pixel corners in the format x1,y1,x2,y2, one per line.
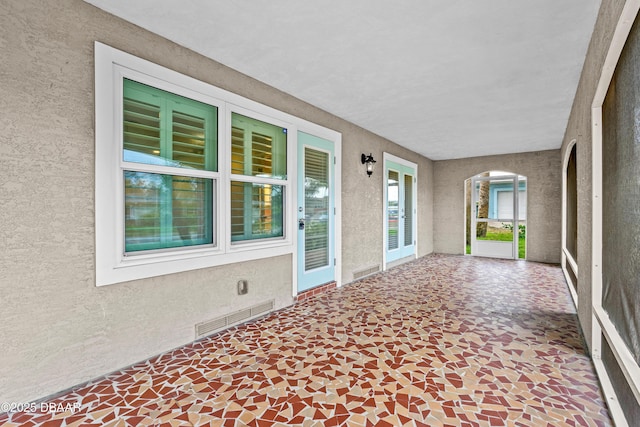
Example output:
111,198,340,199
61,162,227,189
559,2,640,422
341,128,434,282
0,0,433,402
433,150,561,264
560,0,626,354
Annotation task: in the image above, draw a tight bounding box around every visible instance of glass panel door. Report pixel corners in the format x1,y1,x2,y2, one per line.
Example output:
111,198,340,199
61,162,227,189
471,174,519,259
304,147,330,271
297,132,334,292
385,158,416,265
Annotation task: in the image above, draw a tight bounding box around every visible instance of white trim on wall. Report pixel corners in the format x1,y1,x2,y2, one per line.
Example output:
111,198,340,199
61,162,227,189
591,2,640,425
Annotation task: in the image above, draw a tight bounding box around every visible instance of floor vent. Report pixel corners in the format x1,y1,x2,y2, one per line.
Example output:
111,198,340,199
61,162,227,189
195,299,275,339
353,265,380,280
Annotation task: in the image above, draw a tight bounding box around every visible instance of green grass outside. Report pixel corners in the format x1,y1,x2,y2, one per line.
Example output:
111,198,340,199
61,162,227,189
467,226,526,259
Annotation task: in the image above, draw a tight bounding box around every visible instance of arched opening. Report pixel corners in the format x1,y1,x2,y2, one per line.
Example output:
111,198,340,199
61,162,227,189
465,171,527,259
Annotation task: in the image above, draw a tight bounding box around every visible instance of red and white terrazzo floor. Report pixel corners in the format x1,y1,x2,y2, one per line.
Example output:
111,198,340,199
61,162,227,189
0,254,612,426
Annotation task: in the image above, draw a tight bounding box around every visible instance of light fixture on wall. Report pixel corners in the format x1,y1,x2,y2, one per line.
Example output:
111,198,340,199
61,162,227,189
361,153,376,177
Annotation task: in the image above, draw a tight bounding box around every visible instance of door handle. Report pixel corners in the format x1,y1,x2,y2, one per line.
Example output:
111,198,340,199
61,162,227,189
299,218,305,230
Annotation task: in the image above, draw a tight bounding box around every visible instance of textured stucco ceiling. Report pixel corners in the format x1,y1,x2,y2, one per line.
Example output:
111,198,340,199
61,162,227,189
84,0,600,160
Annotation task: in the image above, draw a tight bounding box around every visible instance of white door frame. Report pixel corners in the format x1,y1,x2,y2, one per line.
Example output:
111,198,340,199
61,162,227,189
296,133,334,292
292,123,342,296
382,152,418,270
470,173,519,260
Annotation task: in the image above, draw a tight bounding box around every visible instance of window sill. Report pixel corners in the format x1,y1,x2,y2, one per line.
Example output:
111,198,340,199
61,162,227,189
97,242,293,287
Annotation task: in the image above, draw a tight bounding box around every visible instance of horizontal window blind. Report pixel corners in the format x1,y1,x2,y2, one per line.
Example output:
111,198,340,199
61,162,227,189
251,131,273,176
123,96,161,157
123,78,217,172
230,181,246,239
172,110,207,170
230,113,286,179
231,127,245,175
304,148,329,271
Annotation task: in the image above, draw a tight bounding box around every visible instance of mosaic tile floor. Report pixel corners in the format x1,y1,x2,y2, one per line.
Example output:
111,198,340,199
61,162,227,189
0,254,612,426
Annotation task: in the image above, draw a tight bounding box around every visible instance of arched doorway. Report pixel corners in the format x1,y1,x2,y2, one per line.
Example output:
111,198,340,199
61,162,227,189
465,171,527,259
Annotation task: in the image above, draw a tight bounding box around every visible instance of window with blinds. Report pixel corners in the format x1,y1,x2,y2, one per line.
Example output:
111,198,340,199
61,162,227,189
231,113,286,178
95,44,303,285
230,113,287,242
304,148,330,271
123,79,217,171
122,79,217,253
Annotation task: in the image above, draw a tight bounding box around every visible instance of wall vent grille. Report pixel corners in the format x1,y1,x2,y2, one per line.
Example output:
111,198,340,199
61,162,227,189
227,308,252,325
353,265,380,280
196,317,226,337
252,300,275,316
195,299,275,339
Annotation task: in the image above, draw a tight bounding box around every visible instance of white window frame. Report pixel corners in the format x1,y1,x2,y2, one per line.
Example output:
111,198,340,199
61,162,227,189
120,75,220,254
95,42,297,286
227,106,290,246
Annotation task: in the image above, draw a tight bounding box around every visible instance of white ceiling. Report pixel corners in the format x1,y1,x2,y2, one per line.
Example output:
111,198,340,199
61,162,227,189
84,0,600,160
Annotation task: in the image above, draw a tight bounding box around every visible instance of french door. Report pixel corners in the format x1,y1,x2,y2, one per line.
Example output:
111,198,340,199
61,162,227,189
384,155,417,267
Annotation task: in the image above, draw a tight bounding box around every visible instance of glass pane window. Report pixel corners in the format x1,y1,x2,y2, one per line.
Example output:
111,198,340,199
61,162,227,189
230,112,287,244
231,113,287,179
304,148,330,271
404,174,413,247
95,45,299,285
123,79,218,171
124,171,213,252
121,79,218,255
230,181,284,242
388,170,399,250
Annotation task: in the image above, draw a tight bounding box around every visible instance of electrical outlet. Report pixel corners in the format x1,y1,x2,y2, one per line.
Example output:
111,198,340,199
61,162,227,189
237,279,248,295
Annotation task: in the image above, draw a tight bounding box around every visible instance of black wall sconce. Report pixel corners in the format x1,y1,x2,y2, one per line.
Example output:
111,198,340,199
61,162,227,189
361,153,376,177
